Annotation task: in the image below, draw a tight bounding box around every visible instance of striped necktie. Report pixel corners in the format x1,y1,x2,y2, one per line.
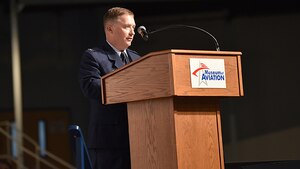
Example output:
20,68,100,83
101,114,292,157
120,52,129,64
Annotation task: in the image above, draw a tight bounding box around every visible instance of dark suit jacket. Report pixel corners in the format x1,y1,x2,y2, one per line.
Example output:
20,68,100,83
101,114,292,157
79,42,140,149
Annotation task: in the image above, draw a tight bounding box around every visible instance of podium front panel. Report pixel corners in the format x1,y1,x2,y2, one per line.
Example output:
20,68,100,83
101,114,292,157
102,50,243,105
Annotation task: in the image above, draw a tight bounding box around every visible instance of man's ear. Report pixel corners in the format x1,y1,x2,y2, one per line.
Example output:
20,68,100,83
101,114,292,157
106,24,113,33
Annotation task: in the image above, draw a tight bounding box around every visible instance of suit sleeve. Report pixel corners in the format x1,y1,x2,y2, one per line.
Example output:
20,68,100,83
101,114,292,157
78,50,102,100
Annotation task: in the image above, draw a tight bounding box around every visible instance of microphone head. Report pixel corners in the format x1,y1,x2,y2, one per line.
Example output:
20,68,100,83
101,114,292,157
137,26,149,41
137,26,146,33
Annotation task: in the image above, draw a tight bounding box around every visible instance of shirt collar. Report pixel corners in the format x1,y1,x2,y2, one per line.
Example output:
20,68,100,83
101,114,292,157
106,40,128,56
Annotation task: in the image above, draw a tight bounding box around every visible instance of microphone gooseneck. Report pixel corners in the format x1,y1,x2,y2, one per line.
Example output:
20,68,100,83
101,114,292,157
138,24,220,51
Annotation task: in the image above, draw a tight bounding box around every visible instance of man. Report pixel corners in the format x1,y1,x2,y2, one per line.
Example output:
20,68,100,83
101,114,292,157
78,7,140,169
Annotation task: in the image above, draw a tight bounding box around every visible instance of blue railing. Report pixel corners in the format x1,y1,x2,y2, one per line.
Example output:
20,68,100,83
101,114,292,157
68,125,93,169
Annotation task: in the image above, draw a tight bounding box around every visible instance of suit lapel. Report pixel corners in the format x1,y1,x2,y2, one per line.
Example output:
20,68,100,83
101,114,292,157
103,42,124,68
127,50,140,62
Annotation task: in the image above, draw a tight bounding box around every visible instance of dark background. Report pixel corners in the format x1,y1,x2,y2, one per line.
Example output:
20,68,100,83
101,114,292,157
1,0,300,163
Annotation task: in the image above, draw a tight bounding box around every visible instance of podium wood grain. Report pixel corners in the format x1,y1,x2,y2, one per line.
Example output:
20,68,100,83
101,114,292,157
127,97,224,169
101,49,243,104
101,49,243,169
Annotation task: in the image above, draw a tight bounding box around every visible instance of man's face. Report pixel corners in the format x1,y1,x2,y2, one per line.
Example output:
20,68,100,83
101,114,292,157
108,14,136,51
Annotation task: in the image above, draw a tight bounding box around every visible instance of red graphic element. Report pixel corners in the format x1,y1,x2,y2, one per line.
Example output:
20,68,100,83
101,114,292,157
192,63,209,77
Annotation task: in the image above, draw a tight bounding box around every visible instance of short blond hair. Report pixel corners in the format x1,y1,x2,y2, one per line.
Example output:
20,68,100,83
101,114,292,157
103,7,134,27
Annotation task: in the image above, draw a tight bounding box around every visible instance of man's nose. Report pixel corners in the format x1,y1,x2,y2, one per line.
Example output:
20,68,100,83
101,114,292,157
130,28,135,35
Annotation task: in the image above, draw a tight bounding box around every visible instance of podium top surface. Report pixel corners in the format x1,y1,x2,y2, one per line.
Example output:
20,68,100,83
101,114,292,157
143,49,242,57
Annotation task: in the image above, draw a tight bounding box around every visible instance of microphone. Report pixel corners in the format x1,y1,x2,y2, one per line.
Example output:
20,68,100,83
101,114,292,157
138,24,220,51
137,26,149,41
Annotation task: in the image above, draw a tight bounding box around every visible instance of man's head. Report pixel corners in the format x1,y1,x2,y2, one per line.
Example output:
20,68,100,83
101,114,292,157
103,7,136,51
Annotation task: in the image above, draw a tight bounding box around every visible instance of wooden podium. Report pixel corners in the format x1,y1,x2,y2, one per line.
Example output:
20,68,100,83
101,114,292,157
101,49,243,169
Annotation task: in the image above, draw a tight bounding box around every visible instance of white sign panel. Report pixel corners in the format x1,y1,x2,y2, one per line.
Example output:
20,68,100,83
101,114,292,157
190,58,226,88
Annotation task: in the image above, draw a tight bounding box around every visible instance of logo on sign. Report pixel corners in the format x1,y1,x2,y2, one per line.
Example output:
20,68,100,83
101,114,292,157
190,58,226,88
